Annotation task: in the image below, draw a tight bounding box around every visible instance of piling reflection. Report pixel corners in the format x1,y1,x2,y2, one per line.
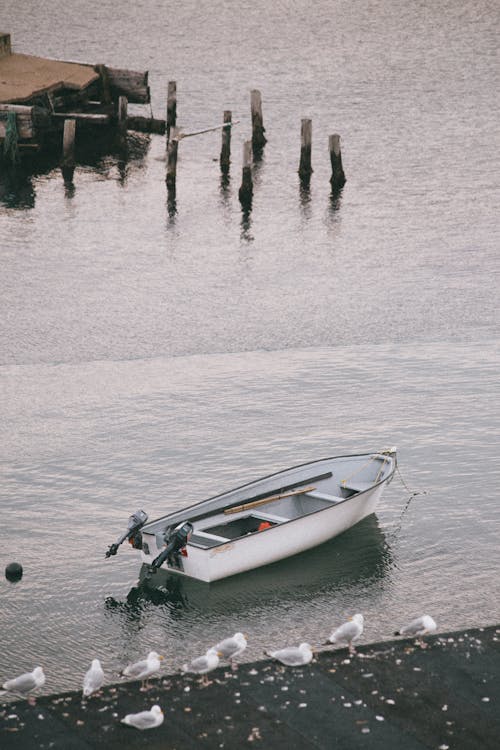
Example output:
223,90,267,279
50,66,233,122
240,206,253,242
329,186,343,214
166,184,177,222
219,172,230,201
63,177,76,200
105,515,394,634
299,181,312,220
0,131,150,209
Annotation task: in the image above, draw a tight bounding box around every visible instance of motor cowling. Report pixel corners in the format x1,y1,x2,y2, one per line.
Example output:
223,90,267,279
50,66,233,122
105,509,149,558
149,521,193,572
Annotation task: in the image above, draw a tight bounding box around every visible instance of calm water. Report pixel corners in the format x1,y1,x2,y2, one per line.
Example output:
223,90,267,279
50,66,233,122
1,0,499,697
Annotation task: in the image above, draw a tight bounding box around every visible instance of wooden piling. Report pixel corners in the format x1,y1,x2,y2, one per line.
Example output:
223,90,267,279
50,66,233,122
166,81,177,144
220,110,232,173
329,134,346,190
61,118,76,181
250,89,266,152
166,125,179,187
117,96,128,133
298,118,313,181
95,64,112,105
238,140,253,206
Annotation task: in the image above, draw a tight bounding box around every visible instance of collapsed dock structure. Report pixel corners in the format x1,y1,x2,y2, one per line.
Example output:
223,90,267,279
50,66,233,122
0,32,150,162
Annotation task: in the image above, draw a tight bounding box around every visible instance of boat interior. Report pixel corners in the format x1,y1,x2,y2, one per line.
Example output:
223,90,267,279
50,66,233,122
145,453,394,551
188,488,344,548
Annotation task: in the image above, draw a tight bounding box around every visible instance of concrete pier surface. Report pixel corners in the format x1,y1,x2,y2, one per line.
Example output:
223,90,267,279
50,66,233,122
1,625,498,749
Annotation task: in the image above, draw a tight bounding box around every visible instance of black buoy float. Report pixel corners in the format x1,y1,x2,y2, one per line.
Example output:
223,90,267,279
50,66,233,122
5,562,23,582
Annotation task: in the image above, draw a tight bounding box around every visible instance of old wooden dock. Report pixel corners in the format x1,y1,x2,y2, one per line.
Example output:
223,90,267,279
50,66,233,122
0,32,346,199
0,32,150,157
1,625,498,749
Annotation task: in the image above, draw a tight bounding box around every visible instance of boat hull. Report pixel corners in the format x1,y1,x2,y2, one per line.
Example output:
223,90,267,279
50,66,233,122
144,483,384,582
139,451,395,582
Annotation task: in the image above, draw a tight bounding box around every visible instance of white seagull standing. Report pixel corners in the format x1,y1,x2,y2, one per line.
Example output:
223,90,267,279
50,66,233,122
1,666,45,705
181,647,221,686
214,632,248,670
121,651,163,691
121,704,164,730
82,658,105,698
324,614,364,654
265,643,314,666
394,615,437,647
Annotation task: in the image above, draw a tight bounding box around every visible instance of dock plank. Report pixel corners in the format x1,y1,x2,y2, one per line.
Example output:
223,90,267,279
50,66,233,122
0,53,98,104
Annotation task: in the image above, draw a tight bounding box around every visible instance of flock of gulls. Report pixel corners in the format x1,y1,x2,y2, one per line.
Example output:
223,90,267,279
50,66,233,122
1,614,437,731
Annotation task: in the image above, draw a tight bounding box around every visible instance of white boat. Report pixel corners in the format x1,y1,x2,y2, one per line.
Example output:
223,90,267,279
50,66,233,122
106,448,397,583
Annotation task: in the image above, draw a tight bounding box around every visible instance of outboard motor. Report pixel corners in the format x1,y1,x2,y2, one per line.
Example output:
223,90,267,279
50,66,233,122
105,509,149,558
148,521,193,574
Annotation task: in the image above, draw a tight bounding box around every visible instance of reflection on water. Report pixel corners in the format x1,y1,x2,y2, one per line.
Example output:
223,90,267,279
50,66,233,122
0,132,150,210
105,515,393,633
240,205,253,242
299,181,312,219
219,172,231,201
166,183,177,221
328,187,343,213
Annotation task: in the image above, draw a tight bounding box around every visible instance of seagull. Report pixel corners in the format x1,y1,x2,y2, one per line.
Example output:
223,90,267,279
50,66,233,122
121,704,164,730
214,632,248,670
394,615,437,647
1,666,45,705
324,614,364,654
181,647,222,686
82,659,105,698
265,643,314,666
121,651,163,691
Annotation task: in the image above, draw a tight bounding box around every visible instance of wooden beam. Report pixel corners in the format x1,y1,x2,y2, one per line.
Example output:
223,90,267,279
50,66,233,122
250,89,267,151
238,139,253,206
127,115,165,134
95,64,112,104
51,112,110,125
105,66,150,104
61,118,76,182
329,133,346,190
117,95,128,133
166,125,179,186
0,105,34,139
298,118,313,181
166,80,177,143
224,486,317,515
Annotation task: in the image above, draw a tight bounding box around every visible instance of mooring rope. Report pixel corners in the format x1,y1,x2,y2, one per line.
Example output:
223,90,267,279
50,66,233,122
395,462,426,499
388,462,428,536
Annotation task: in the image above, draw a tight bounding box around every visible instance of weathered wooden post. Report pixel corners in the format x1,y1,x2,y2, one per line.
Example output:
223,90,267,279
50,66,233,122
166,126,179,187
238,140,253,206
117,96,128,147
95,64,112,105
166,81,177,144
1,110,20,166
298,118,313,182
220,110,232,173
61,118,76,181
250,89,266,152
329,134,346,190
